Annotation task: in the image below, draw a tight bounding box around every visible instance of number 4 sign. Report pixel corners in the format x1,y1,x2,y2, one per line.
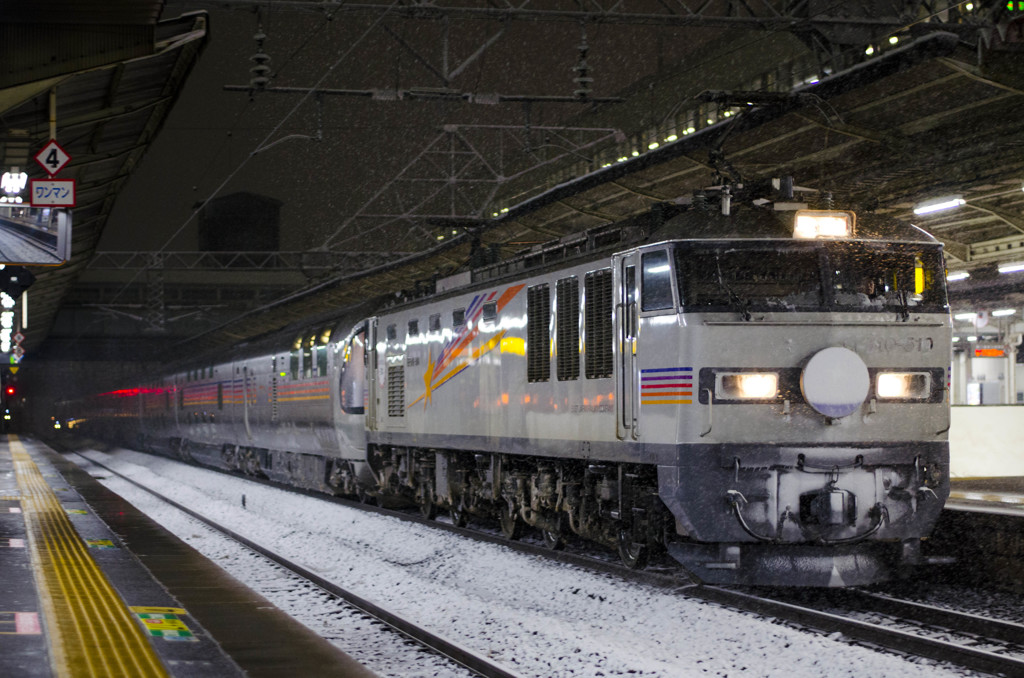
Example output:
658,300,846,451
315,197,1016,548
34,140,71,177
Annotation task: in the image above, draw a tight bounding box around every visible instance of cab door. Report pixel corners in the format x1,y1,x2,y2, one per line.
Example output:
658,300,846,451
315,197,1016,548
365,317,379,431
613,251,639,440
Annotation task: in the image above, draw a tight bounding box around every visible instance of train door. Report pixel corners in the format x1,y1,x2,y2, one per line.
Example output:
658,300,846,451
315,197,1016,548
613,251,640,440
242,364,254,441
365,317,379,431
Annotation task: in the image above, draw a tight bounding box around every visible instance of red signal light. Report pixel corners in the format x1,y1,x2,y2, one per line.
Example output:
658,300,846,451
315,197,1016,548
5,386,14,396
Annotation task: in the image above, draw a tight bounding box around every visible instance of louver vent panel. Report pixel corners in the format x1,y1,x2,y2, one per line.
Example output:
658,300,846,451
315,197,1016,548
585,269,614,379
387,365,405,417
527,284,550,383
556,277,580,381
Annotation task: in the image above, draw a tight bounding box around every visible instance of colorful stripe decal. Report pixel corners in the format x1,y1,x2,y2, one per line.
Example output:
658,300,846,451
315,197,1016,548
409,283,525,409
640,367,693,405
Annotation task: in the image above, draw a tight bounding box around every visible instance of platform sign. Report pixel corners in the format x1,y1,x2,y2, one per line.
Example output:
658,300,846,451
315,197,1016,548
34,140,71,177
29,179,75,207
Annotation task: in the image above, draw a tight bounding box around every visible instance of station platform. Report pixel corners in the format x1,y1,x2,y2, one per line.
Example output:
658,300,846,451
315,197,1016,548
0,435,377,678
947,476,1024,515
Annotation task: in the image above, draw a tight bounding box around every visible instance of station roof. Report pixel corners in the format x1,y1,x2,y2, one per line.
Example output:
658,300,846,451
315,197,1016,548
0,4,207,354
164,29,1024,356
3,4,1023,371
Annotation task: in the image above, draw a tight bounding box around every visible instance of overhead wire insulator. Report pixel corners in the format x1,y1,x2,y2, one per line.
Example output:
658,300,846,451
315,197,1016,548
249,24,272,91
572,27,592,100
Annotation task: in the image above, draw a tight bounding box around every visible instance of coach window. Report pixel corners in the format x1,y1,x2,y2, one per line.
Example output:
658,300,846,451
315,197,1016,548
556,277,580,381
408,319,419,336
340,326,367,414
429,314,441,332
641,250,674,311
453,308,465,328
317,344,328,377
290,336,301,379
386,324,397,341
303,336,314,378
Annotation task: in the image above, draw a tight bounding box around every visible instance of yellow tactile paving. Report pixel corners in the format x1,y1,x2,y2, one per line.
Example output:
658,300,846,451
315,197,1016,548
11,436,168,678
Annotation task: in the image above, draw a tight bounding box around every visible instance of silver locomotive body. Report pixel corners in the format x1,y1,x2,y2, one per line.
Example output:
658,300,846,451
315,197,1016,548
366,212,950,586
76,199,951,587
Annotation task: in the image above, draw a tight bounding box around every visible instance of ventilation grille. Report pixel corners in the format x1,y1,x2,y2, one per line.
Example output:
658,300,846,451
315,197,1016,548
527,284,550,383
557,277,580,381
387,365,405,417
585,269,614,379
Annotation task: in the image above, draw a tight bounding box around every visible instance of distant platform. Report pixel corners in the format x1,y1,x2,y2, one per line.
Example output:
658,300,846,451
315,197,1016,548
0,435,376,678
947,476,1024,515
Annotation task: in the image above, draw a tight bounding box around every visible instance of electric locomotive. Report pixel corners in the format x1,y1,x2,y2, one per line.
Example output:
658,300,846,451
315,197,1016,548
75,180,951,587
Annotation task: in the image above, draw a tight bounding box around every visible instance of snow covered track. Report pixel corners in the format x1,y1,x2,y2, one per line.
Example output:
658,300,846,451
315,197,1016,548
699,587,1024,677
63,444,1005,677
75,451,527,678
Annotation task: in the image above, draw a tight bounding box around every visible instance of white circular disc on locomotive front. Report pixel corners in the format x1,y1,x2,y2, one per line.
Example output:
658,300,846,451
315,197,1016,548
800,346,870,418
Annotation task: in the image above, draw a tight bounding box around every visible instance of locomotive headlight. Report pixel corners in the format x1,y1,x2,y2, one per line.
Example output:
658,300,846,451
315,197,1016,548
716,372,779,399
793,210,854,239
876,371,931,399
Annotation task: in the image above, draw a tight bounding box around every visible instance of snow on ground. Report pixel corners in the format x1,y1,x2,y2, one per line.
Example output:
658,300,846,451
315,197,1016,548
74,447,970,678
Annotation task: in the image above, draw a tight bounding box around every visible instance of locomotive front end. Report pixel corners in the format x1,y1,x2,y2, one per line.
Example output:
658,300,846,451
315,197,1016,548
641,206,952,586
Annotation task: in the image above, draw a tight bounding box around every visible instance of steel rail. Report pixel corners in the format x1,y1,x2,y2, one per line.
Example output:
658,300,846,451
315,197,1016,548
75,452,528,678
690,587,1024,677
824,588,1024,647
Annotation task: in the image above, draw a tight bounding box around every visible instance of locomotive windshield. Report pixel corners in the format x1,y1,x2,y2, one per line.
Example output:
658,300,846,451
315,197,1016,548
673,240,947,313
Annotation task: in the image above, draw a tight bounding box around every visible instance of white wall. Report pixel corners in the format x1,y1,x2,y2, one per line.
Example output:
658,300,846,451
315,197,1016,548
950,405,1024,477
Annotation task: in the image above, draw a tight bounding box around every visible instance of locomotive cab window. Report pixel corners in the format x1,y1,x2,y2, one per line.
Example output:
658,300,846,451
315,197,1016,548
829,243,946,311
673,241,947,314
641,250,674,311
482,301,498,323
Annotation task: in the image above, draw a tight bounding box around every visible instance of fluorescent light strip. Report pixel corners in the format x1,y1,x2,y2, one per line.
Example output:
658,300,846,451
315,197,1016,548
913,197,965,215
998,261,1024,274
946,271,970,282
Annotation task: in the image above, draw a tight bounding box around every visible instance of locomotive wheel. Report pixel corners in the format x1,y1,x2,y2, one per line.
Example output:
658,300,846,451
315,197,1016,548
498,503,523,540
450,501,468,528
356,485,375,505
617,527,649,570
418,484,438,520
541,514,564,550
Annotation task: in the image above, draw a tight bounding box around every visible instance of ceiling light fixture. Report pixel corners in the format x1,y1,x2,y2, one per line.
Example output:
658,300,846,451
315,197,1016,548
998,261,1024,274
946,270,970,282
953,312,977,321
992,308,1016,317
913,196,965,215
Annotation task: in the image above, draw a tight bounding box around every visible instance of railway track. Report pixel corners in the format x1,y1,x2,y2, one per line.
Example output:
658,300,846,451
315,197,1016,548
70,443,1024,677
75,451,527,678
